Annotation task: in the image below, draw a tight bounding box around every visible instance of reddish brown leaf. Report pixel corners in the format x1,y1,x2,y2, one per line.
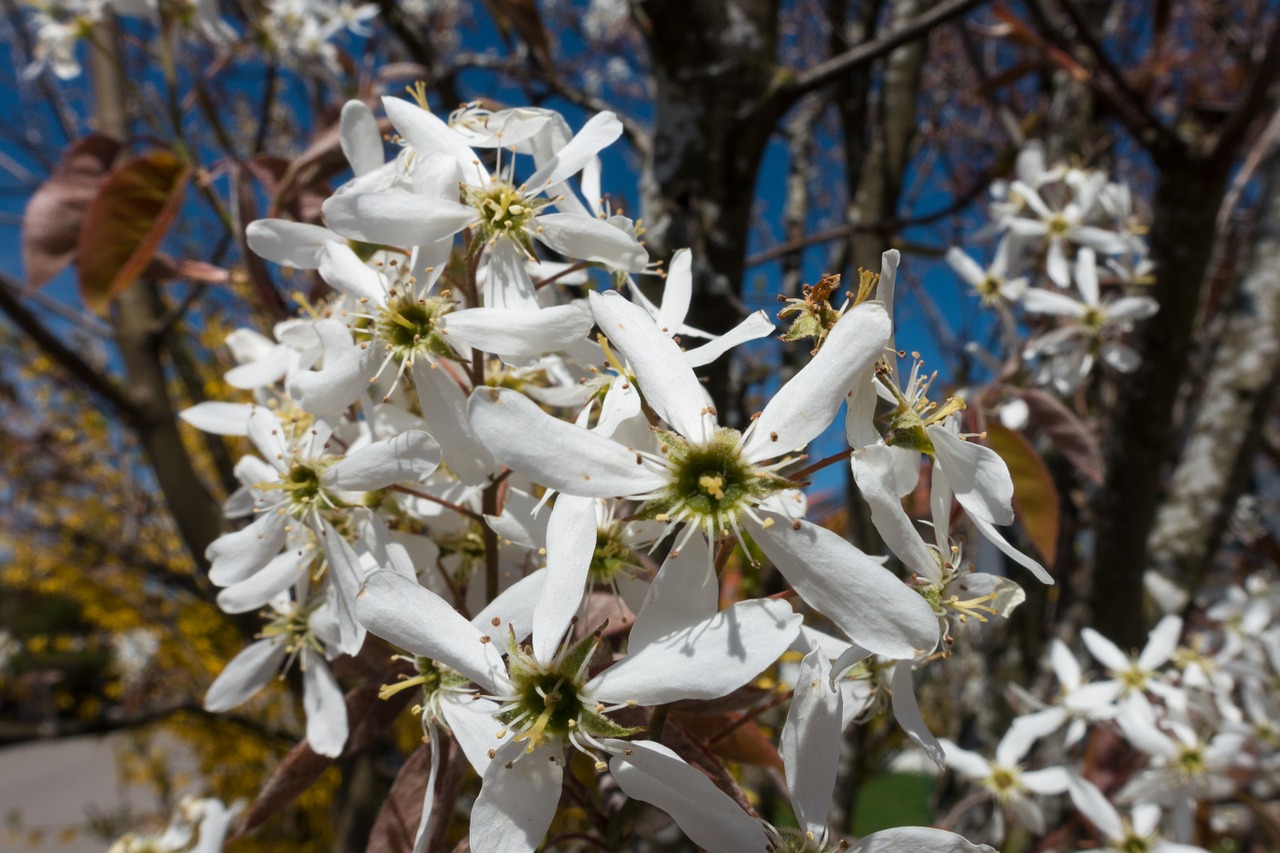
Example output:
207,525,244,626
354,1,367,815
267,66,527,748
986,423,1060,566
77,150,190,315
670,711,783,769
365,743,432,853
1018,387,1104,484
21,135,121,290
235,660,415,839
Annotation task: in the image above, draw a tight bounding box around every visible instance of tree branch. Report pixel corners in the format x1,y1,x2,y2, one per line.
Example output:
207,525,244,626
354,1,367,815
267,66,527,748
1209,11,1280,164
780,0,987,102
0,272,141,420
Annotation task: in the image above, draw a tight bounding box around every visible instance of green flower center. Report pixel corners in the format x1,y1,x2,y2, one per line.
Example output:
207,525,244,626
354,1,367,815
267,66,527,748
1120,833,1152,853
467,181,550,253
640,428,788,536
1175,745,1207,777
374,293,456,364
768,826,842,853
590,526,640,584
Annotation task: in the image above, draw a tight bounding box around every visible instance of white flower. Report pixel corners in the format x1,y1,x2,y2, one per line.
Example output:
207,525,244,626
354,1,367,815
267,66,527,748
1069,776,1208,853
470,292,940,657
940,719,1070,838
204,594,349,757
1022,249,1158,393
610,650,991,852
323,98,647,309
356,552,801,853
1005,173,1129,287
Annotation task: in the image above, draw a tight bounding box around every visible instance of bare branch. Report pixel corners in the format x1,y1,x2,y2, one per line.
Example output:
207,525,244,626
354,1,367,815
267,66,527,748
781,0,987,101
0,272,140,419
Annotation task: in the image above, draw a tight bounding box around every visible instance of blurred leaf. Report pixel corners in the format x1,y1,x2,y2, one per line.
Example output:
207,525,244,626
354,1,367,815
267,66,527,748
77,150,190,315
852,773,934,836
987,423,1060,564
236,659,415,838
21,135,121,290
670,710,783,768
365,743,431,853
1017,387,1104,484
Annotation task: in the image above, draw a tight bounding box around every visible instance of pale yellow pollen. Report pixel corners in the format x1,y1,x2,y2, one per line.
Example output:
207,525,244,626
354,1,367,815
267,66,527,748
698,474,726,500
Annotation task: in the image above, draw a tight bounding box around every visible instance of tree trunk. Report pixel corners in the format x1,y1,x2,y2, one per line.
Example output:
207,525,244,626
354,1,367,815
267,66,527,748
1089,155,1230,647
1148,128,1280,594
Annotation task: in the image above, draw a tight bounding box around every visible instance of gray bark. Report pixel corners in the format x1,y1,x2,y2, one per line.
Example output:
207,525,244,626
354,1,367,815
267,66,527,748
1148,129,1280,592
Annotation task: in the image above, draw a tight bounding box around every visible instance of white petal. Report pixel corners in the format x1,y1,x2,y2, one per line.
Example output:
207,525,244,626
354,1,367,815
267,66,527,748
471,739,562,853
357,570,506,693
533,495,598,665
997,707,1062,766
928,426,1014,526
246,219,339,268
204,638,286,711
851,447,939,582
413,361,496,486
382,96,478,170
526,111,622,188
1138,616,1183,670
318,242,385,303
224,349,292,389
1049,638,1081,688
607,739,770,853
441,303,592,362
946,247,986,287
854,827,995,853
749,514,940,658
303,652,348,757
206,511,288,586
1022,766,1070,794
681,309,775,368
471,568,547,642
318,520,369,655
657,248,693,333
939,739,991,779
844,371,881,450
535,213,648,271
891,663,944,766
288,322,380,416
744,300,891,460
468,387,666,497
216,549,307,613
967,513,1053,585
1101,342,1141,372
782,647,841,836
1072,225,1130,255
323,431,442,491
1021,288,1087,317
323,191,476,247
587,599,800,705
180,402,254,436
1046,240,1071,288
628,536,718,654
1081,627,1132,673
1067,775,1123,841
1074,248,1100,306
1108,295,1159,321
440,697,503,777
589,290,713,441
484,239,539,310
340,100,384,176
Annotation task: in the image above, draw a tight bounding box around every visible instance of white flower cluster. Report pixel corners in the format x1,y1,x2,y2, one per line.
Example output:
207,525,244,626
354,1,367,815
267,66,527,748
939,572,1280,850
183,95,1064,852
19,0,373,80
947,142,1158,395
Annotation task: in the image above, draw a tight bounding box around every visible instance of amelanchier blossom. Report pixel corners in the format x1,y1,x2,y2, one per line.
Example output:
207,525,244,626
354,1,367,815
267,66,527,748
939,716,1071,839
1023,248,1158,393
355,535,802,853
610,647,993,852
470,288,940,658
